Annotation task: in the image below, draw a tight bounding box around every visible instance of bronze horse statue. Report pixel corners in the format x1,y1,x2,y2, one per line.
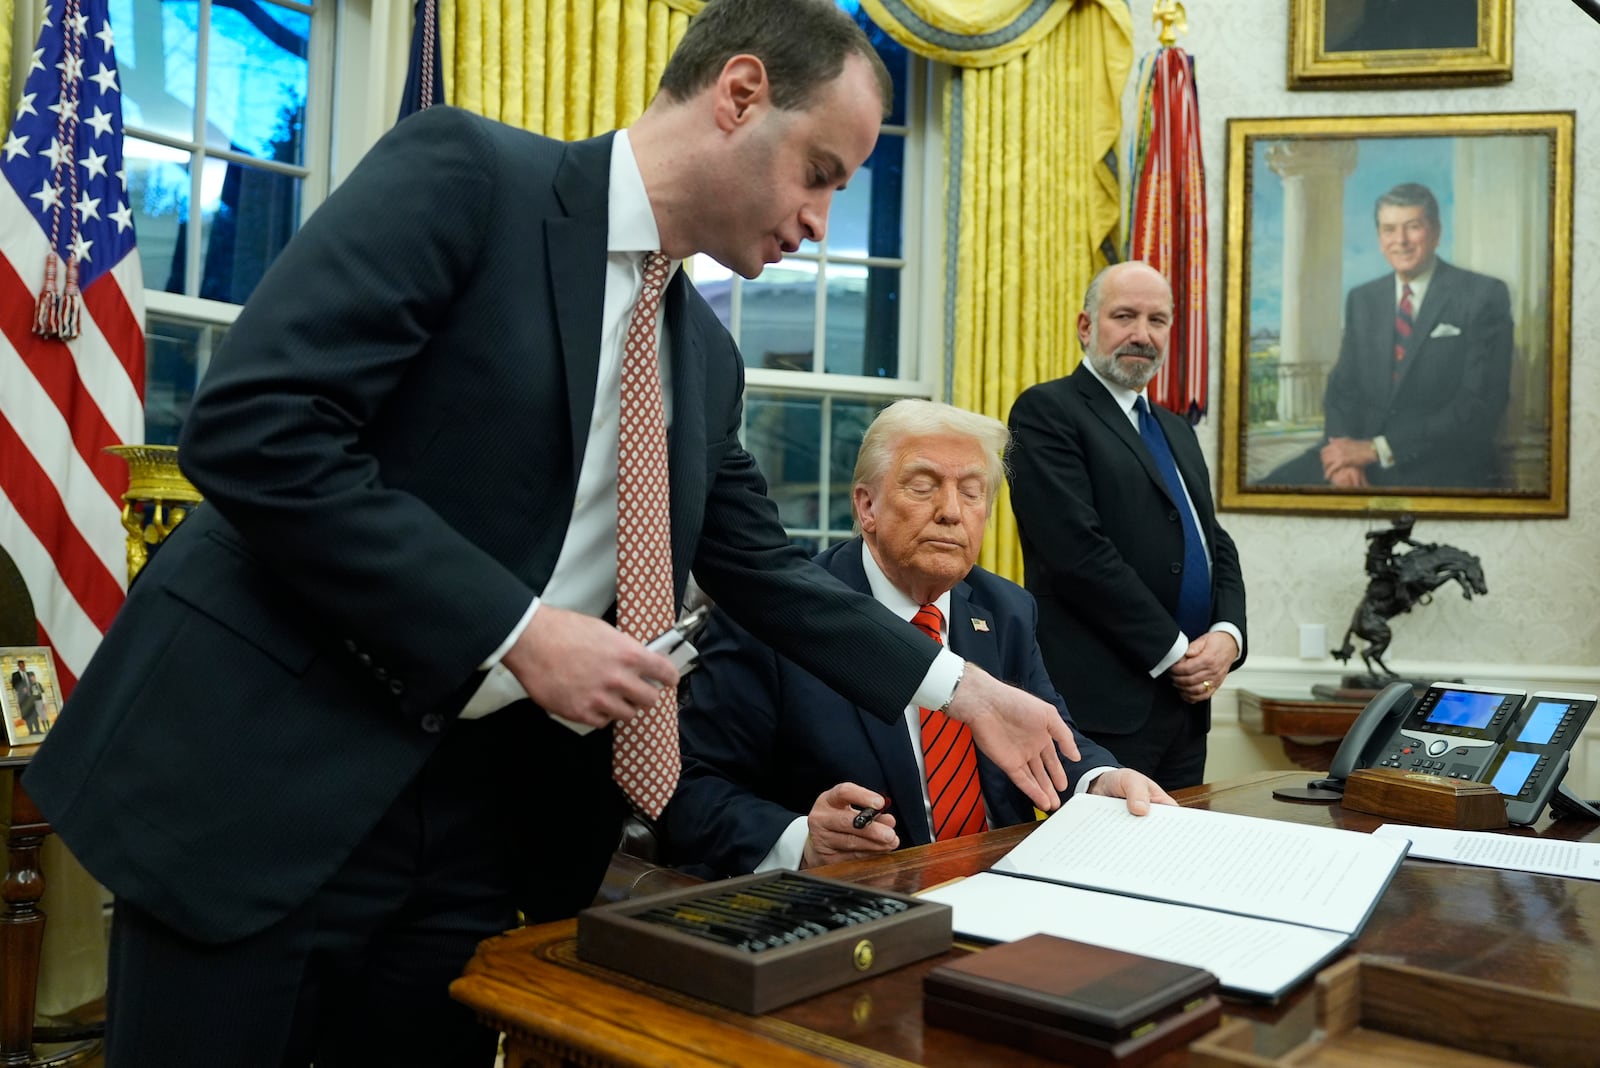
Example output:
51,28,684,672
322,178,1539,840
1332,537,1487,679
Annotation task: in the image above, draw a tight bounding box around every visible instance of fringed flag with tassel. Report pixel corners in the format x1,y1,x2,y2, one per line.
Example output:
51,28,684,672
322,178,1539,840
0,0,144,693
1127,45,1207,423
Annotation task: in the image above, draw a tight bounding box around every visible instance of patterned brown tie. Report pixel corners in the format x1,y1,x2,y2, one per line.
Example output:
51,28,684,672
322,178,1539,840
611,251,678,818
911,604,987,840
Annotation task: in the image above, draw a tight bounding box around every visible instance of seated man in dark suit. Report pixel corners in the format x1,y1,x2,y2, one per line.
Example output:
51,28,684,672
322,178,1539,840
663,400,1171,877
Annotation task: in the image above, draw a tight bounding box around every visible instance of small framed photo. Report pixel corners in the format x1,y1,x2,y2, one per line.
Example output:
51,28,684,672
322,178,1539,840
3,647,63,746
1289,0,1513,90
1218,112,1573,519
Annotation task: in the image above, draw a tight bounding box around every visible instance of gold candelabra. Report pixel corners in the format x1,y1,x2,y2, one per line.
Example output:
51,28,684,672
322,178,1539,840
105,445,202,582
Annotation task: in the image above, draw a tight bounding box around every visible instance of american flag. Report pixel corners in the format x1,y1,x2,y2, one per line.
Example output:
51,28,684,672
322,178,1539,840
0,0,144,695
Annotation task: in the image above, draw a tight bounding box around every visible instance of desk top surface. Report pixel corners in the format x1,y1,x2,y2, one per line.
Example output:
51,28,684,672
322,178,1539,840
454,771,1600,1067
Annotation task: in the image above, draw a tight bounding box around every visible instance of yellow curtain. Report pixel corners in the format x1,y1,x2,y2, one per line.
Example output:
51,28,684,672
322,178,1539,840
865,0,1132,581
440,0,702,136
1,0,14,136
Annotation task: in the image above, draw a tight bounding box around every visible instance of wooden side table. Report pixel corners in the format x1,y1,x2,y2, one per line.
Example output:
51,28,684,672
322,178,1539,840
0,749,99,1067
1237,689,1367,771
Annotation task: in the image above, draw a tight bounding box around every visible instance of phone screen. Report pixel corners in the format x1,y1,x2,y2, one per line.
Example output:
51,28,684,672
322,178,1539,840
1490,751,1539,796
1424,689,1502,730
1516,700,1567,745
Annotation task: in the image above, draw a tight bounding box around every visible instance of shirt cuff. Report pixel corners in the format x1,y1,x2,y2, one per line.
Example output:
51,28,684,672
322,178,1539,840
755,817,810,872
912,648,966,712
1373,434,1395,468
1150,632,1188,678
460,598,542,721
1074,766,1116,795
1210,622,1244,663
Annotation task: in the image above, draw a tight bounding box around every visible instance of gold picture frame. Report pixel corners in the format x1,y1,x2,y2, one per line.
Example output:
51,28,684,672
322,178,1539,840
3,646,63,747
1218,112,1572,519
1289,0,1513,90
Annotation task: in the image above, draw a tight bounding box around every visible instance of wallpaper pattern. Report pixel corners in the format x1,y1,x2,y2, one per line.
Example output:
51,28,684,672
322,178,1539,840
1124,1,1600,674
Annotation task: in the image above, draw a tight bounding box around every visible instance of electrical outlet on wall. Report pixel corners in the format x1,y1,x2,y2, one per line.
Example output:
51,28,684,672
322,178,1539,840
1299,623,1327,660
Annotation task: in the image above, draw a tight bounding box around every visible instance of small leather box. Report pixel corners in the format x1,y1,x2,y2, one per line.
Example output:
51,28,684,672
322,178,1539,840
924,933,1222,1066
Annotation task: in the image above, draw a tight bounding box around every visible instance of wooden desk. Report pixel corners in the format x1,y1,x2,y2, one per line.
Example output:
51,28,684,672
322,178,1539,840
1237,690,1366,770
452,771,1600,1067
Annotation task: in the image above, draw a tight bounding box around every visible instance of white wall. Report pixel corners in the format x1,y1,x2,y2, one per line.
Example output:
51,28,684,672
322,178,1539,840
1117,2,1600,792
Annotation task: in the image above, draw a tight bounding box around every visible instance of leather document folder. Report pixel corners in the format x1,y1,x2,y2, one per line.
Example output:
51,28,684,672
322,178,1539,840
925,934,1221,1066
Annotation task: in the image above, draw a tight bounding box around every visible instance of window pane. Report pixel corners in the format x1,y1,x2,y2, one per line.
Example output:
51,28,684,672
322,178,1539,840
825,134,904,260
740,262,817,371
207,0,310,164
742,393,821,531
113,0,200,144
126,146,190,294
143,314,226,445
827,397,890,530
197,160,302,303
824,264,900,377
688,254,736,334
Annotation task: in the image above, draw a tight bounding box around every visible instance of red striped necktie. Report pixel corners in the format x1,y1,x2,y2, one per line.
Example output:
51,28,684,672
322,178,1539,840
911,603,986,840
1393,283,1415,381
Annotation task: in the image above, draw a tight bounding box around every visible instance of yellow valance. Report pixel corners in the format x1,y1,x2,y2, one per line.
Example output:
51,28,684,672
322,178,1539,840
859,0,1106,69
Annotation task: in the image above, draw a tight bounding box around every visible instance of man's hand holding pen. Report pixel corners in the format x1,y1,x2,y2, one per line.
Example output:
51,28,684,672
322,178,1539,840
502,605,681,728
945,663,1078,815
801,783,898,868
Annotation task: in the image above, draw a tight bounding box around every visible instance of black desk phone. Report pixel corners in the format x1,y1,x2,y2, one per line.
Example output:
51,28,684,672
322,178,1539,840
1311,681,1600,825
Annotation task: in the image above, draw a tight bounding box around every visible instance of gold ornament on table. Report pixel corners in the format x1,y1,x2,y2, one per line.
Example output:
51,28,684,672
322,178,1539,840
105,445,203,582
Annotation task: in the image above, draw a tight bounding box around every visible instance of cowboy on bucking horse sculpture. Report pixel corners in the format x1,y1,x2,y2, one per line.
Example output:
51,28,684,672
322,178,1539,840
1333,515,1487,679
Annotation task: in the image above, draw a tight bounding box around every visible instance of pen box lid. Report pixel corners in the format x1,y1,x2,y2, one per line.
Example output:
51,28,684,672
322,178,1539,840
923,933,1219,1040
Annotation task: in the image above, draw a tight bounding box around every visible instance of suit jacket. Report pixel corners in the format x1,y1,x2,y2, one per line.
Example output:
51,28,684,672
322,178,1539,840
1323,259,1513,488
1006,364,1247,737
662,538,1118,877
25,107,939,944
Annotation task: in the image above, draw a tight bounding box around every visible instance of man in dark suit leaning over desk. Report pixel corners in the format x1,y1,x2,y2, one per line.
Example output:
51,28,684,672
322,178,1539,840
1008,262,1247,792
25,3,1078,1065
664,401,1173,878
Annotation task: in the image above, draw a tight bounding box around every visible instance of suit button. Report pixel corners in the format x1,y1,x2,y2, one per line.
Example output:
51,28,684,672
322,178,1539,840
374,666,388,681
420,712,444,734
1167,509,1179,522
358,652,373,668
1170,563,1182,574
344,639,358,653
390,679,405,696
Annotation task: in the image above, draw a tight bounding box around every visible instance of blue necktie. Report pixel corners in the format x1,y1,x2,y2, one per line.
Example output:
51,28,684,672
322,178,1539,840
1135,396,1211,640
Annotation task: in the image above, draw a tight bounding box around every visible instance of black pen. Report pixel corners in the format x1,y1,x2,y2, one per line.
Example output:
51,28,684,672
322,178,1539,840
851,795,891,829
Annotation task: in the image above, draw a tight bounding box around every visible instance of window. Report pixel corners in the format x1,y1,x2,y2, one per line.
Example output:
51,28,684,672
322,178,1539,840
695,7,943,551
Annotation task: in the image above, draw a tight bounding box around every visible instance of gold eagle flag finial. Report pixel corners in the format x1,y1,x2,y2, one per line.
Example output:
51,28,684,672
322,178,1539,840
1152,0,1188,48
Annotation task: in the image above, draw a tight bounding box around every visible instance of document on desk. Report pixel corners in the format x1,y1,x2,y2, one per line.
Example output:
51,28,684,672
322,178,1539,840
920,794,1409,1001
1373,824,1600,881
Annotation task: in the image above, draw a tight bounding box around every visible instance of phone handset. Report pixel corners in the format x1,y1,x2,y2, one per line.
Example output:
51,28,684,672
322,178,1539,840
1307,681,1417,793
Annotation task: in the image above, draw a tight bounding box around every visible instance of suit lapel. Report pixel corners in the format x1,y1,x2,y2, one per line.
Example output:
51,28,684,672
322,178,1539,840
828,541,938,846
664,278,707,590
548,134,614,486
1074,364,1173,506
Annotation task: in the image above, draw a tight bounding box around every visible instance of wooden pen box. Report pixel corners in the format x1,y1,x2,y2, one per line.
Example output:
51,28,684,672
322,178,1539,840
576,870,953,1014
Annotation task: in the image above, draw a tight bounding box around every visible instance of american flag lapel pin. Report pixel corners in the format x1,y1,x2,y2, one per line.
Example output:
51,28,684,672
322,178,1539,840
970,618,990,632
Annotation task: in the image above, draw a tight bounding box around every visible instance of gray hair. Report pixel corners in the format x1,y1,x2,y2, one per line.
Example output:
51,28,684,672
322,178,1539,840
852,399,1010,510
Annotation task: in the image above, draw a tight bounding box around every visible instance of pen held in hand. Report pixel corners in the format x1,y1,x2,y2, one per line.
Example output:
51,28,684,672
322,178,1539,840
851,798,890,830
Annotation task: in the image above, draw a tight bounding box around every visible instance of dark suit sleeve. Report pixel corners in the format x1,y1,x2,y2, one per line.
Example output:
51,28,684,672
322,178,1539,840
1007,385,1184,674
174,108,534,707
1010,591,1121,778
664,609,810,876
1383,274,1513,469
